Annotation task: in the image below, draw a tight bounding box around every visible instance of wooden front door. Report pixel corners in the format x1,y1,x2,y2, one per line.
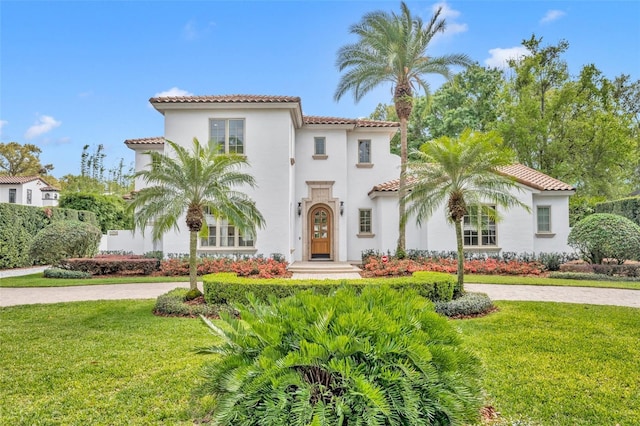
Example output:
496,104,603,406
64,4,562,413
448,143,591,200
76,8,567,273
310,206,331,259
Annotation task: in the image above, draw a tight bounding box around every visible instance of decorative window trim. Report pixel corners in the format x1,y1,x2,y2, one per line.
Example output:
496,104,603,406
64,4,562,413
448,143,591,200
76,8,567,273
199,214,255,249
314,137,327,158
358,208,373,236
313,155,328,160
463,205,497,248
536,205,552,234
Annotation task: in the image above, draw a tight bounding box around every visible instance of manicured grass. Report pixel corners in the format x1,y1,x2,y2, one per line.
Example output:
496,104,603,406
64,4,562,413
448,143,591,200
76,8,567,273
466,273,640,290
0,300,214,425
0,273,190,288
2,299,638,425
457,301,640,425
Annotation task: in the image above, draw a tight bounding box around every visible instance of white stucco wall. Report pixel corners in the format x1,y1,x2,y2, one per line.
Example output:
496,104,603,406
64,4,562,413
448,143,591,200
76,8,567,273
532,192,573,252
0,180,58,207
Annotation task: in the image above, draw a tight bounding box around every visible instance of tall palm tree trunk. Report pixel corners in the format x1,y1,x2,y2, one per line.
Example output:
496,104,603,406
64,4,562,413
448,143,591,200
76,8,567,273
189,230,198,292
397,116,408,253
454,220,465,297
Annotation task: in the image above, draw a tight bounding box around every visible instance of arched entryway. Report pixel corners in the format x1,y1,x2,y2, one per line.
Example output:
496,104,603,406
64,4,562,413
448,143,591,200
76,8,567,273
309,205,332,260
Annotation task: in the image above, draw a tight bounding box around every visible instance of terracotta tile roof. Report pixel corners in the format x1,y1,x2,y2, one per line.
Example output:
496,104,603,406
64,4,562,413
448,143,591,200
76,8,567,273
40,186,59,191
496,164,575,191
0,176,41,184
149,94,301,104
124,137,166,145
369,164,574,195
304,115,399,128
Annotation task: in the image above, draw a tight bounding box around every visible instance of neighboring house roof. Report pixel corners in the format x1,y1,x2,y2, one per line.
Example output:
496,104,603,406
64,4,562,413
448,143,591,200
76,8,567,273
124,137,166,146
0,176,58,190
369,163,575,195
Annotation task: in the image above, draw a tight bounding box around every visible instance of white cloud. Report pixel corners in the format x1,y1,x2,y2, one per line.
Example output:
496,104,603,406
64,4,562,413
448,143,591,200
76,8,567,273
182,20,216,41
0,120,7,134
431,2,468,35
540,10,566,24
24,115,61,140
484,46,530,69
153,87,194,98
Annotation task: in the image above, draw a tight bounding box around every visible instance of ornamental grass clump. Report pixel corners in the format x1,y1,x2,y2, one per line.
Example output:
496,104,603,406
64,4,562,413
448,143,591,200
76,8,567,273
198,285,483,425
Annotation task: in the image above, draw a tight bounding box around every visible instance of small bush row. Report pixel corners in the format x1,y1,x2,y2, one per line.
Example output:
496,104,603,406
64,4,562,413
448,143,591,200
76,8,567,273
559,262,640,277
362,249,578,271
160,257,288,278
435,292,495,318
60,256,158,275
203,271,455,305
43,267,91,279
154,288,228,317
362,256,545,277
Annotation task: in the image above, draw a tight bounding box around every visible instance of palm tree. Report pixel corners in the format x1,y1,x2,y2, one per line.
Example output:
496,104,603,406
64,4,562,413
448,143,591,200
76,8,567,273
128,138,265,294
334,1,472,254
403,129,529,296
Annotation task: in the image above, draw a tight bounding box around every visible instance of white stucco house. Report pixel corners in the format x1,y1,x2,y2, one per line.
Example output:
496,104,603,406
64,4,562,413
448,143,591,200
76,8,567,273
113,94,575,262
0,176,59,207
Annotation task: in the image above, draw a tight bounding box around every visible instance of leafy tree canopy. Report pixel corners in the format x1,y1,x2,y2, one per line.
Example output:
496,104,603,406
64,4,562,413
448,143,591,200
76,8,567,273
0,141,53,176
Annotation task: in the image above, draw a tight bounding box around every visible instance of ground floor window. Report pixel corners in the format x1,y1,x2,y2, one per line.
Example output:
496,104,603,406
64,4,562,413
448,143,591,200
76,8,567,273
537,206,551,233
200,219,254,248
8,188,16,203
463,205,496,247
359,209,372,234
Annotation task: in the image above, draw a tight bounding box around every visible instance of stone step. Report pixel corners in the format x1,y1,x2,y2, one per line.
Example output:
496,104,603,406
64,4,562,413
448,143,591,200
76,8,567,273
287,261,362,274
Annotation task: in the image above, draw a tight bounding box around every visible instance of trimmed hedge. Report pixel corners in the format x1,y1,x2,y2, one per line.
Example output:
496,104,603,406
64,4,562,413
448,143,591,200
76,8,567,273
43,267,92,279
154,288,228,317
595,196,640,226
203,271,455,305
558,263,640,278
568,213,640,264
59,256,159,275
435,292,494,318
549,271,640,282
30,221,102,265
0,203,97,269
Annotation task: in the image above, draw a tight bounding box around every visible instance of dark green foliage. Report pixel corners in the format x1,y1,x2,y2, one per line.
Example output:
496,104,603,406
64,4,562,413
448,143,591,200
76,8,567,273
568,213,640,264
203,271,455,305
435,292,494,318
154,288,224,317
59,256,158,275
198,285,483,425
595,196,640,226
59,192,133,233
43,267,91,279
30,221,102,265
185,288,203,301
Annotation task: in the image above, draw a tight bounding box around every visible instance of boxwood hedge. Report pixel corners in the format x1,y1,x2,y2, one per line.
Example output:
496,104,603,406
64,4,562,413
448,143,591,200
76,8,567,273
203,271,455,305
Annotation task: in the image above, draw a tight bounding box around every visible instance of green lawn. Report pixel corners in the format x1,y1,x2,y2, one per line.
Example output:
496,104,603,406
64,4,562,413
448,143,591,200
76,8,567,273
466,273,640,290
1,299,638,425
0,273,190,288
458,301,640,425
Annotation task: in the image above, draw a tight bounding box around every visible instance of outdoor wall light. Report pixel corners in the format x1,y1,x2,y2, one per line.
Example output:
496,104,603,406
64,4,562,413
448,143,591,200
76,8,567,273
340,201,344,216
297,202,302,216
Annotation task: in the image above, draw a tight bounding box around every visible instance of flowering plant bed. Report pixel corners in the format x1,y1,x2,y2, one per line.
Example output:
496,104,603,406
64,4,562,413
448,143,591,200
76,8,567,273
362,256,545,277
159,257,289,278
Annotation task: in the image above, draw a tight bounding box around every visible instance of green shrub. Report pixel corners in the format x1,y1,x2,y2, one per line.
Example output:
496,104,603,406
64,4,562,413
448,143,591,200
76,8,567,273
43,268,92,279
203,271,455,305
154,288,225,317
30,221,102,265
198,285,483,425
549,271,640,282
435,292,494,318
59,256,158,275
568,213,640,264
595,196,640,226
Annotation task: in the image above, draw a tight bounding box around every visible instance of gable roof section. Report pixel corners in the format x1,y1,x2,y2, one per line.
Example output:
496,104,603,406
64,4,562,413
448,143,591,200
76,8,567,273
369,164,574,195
0,176,58,190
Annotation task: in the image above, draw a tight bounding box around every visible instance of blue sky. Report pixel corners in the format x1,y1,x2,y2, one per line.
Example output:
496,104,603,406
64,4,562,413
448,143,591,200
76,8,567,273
1,0,639,178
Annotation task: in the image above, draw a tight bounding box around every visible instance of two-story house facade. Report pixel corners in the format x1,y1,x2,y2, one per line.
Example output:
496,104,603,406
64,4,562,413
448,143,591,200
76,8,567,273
119,94,575,262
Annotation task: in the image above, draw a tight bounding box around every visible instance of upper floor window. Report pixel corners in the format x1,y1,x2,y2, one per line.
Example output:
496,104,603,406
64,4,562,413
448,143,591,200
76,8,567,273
210,119,245,154
358,140,371,164
8,188,16,203
537,206,551,233
463,205,496,247
314,137,326,156
26,189,32,204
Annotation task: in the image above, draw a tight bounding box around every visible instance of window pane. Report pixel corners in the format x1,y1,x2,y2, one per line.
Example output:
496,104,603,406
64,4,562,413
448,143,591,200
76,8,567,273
9,189,16,203
314,137,326,155
358,140,371,163
210,120,226,153
239,229,254,247
200,226,217,247
537,206,551,232
27,189,32,204
359,209,371,233
229,119,244,154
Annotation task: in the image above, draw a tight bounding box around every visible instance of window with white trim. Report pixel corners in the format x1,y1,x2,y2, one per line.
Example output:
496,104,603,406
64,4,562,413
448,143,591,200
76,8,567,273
314,137,326,156
463,205,496,247
210,119,245,154
201,209,255,248
358,140,371,164
27,189,32,204
359,209,372,234
537,206,551,233
9,189,16,203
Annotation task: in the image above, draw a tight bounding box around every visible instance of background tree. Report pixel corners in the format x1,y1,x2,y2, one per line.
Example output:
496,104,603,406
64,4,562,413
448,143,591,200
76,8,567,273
59,192,133,233
335,1,472,254
0,142,53,176
128,138,265,294
403,129,528,295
